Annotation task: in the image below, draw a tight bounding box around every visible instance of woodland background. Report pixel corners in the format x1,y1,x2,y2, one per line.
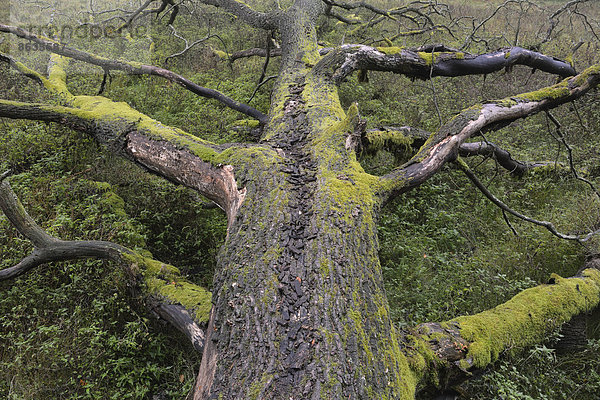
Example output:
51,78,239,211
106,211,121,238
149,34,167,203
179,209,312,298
1,0,600,398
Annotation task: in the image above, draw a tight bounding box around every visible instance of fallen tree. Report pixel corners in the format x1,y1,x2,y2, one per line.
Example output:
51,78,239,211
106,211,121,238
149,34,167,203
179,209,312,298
1,0,600,399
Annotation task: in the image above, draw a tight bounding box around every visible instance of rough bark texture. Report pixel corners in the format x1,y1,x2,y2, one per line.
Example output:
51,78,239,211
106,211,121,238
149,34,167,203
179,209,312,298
194,84,412,399
2,1,600,399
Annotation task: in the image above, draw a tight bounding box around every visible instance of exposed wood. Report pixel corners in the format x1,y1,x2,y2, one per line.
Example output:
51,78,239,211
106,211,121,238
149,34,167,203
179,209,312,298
2,1,600,399
320,45,576,83
379,62,600,203
0,99,245,224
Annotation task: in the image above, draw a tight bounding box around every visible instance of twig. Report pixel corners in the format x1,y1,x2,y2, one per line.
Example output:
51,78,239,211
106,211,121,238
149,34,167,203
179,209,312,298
546,111,600,200
0,170,13,182
248,75,276,104
456,157,600,243
502,209,519,236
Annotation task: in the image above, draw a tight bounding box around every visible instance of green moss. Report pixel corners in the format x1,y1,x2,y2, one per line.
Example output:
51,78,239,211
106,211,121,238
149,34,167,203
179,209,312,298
416,51,466,66
366,130,414,150
504,51,511,59
452,269,600,368
565,54,574,67
571,63,600,87
212,49,230,59
377,46,404,55
123,253,212,323
233,119,261,128
495,98,519,107
319,259,332,275
247,373,273,400
47,55,75,101
68,95,221,162
514,80,570,102
402,334,438,381
417,52,434,66
101,191,127,218
347,307,375,364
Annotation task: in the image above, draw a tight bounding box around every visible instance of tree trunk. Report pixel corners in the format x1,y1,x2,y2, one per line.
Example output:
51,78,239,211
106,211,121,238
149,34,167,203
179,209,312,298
195,28,414,394
3,2,600,399
196,149,412,399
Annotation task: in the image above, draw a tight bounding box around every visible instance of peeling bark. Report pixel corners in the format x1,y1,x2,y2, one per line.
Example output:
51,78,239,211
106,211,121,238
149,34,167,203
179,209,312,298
321,45,576,83
1,1,600,399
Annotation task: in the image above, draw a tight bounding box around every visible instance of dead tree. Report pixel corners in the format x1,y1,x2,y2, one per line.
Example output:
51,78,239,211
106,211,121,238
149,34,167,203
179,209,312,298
1,1,600,399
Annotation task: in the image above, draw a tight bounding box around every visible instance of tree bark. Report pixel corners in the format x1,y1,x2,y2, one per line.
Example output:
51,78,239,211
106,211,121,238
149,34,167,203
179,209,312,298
2,2,600,399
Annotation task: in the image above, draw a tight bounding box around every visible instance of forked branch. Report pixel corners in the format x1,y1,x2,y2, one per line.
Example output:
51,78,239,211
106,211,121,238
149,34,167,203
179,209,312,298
363,127,549,175
378,62,600,203
0,175,210,352
0,24,268,123
458,141,548,176
456,158,600,242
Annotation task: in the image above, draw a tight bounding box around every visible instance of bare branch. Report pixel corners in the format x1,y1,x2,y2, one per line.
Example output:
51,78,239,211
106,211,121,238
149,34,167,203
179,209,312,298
248,75,276,104
165,24,220,64
363,127,548,175
539,0,595,47
545,111,600,199
377,61,600,203
199,0,279,30
0,24,268,123
118,0,156,30
461,0,542,51
456,157,599,242
0,53,45,86
224,47,283,62
318,45,575,84
458,141,548,176
0,178,208,352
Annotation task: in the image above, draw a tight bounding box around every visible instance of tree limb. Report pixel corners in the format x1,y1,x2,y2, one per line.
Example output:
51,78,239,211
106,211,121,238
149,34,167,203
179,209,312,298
456,157,599,242
458,141,548,176
224,47,283,62
0,177,210,352
364,128,553,175
377,61,600,204
198,0,279,30
546,111,600,199
0,52,45,86
319,45,576,84
0,24,268,123
0,98,246,224
117,0,156,30
406,265,600,393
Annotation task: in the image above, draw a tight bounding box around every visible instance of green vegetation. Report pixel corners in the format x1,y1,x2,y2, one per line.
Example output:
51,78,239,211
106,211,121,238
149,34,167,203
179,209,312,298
2,0,600,399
